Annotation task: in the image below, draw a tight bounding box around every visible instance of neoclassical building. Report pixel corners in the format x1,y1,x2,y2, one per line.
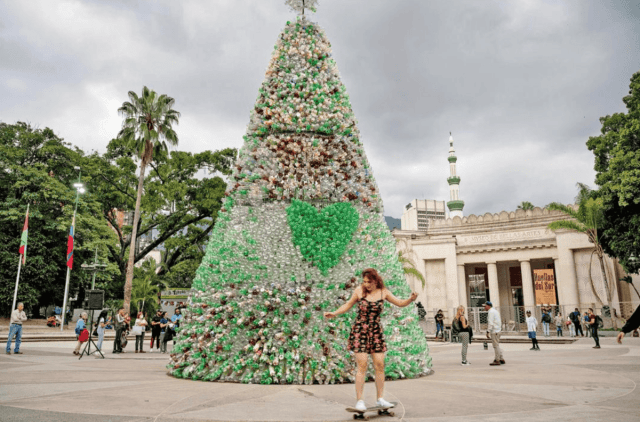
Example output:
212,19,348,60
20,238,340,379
393,207,640,329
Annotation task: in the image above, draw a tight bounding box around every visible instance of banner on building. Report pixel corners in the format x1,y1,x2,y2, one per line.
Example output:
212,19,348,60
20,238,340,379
468,274,487,308
533,269,556,305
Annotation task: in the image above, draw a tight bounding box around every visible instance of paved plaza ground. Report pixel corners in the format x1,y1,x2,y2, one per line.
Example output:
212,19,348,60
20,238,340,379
1,335,638,421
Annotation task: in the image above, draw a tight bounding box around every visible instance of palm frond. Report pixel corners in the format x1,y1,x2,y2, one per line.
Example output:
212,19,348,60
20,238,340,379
547,219,587,233
547,202,579,218
403,267,425,289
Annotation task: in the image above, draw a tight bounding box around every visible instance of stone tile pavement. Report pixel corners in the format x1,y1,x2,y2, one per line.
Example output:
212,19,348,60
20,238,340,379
1,336,638,421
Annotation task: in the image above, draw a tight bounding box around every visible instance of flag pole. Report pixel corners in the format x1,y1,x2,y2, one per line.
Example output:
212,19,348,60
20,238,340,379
61,185,81,331
12,256,22,313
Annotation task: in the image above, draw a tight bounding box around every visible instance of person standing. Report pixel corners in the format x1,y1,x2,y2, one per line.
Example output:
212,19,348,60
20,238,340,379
554,313,564,337
453,306,471,365
5,303,27,355
434,310,444,340
112,308,125,354
73,312,88,355
159,312,169,353
541,308,551,337
485,301,505,366
571,308,583,337
94,310,109,353
150,310,162,352
324,268,418,412
567,315,576,337
171,308,182,346
588,308,600,349
617,304,640,344
134,312,147,353
526,310,540,350
583,312,591,337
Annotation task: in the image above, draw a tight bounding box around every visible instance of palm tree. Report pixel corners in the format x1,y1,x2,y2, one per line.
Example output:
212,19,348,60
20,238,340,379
398,251,425,289
547,183,614,325
517,201,535,211
132,263,160,316
118,86,180,313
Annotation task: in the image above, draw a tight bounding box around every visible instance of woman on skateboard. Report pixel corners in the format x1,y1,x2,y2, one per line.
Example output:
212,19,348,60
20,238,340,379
324,268,418,412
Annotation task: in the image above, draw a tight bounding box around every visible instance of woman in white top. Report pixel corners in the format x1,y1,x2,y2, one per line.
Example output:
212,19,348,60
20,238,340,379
134,312,148,353
526,310,540,351
94,310,109,353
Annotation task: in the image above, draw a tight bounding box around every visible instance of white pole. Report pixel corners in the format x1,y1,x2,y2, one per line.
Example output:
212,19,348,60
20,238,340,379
61,191,80,332
12,256,22,313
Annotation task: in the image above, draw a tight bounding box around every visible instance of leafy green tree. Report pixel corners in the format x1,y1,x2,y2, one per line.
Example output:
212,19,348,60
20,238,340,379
398,251,425,289
0,122,119,316
517,201,535,211
116,87,181,313
131,259,161,316
84,137,235,295
587,71,640,275
547,184,614,325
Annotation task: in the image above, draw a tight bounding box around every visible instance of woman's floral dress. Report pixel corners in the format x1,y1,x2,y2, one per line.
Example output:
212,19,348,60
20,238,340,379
347,293,387,354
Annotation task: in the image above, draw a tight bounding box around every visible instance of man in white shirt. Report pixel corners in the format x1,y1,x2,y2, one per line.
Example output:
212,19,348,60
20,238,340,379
526,310,540,351
484,301,505,366
6,303,27,355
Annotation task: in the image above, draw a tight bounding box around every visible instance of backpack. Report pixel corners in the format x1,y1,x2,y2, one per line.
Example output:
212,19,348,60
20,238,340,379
569,312,577,322
596,315,604,329
542,313,551,323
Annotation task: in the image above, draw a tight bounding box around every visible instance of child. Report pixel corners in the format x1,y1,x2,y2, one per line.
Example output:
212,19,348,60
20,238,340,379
526,310,540,350
554,313,564,337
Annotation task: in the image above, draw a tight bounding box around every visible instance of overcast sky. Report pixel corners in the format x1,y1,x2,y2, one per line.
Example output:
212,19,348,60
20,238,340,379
2,0,639,218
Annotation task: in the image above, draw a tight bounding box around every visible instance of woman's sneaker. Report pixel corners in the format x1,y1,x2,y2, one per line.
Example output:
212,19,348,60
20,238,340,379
355,400,367,412
461,360,471,365
376,398,394,409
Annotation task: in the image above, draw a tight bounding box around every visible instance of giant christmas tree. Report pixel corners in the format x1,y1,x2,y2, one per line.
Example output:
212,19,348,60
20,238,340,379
168,1,432,385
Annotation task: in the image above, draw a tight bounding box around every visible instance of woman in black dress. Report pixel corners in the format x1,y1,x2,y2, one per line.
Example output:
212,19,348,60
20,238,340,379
324,268,418,412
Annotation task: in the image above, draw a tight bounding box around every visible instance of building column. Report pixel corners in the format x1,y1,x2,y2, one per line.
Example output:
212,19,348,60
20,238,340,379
556,246,580,308
457,265,468,309
520,259,535,313
487,262,500,308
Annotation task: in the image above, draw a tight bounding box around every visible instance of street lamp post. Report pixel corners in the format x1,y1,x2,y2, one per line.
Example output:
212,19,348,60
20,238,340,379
81,249,108,290
61,168,85,331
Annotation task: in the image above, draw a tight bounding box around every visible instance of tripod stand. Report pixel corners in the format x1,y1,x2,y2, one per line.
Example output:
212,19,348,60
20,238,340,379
79,311,104,359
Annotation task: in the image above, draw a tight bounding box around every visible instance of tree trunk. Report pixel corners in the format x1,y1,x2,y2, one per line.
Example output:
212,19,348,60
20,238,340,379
597,251,616,329
124,160,147,313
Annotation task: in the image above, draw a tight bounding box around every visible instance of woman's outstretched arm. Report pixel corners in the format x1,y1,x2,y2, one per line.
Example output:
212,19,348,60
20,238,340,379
324,288,361,319
384,289,418,308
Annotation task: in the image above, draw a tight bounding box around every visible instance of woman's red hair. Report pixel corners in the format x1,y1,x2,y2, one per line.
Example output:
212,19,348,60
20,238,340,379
361,268,385,298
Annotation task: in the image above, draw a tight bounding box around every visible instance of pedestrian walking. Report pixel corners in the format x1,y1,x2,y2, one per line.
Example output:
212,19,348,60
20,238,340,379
150,310,162,352
588,308,601,349
73,312,88,355
554,313,563,337
485,301,505,366
617,304,640,344
5,302,27,355
435,309,444,340
133,312,147,353
570,308,583,337
541,308,551,337
526,310,540,350
159,312,169,353
94,310,109,353
324,268,417,412
112,308,125,354
453,305,471,365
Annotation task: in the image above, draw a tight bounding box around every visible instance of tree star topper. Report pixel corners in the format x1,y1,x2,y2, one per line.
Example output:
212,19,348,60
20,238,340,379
285,0,318,15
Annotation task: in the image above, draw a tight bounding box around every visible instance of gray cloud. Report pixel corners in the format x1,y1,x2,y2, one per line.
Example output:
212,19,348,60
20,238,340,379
1,0,639,218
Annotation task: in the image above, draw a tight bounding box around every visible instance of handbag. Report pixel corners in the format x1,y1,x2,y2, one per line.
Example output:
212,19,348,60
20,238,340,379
131,325,143,336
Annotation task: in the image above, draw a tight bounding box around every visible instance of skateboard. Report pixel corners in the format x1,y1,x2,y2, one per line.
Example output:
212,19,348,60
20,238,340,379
345,403,397,420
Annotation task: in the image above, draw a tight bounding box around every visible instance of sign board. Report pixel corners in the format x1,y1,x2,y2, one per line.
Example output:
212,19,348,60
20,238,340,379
533,269,556,305
469,274,487,308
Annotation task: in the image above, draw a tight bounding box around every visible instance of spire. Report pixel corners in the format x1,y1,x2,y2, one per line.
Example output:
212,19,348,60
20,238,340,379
447,132,464,218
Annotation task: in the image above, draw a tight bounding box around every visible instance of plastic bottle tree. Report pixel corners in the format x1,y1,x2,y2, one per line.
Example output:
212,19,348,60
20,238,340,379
168,3,432,385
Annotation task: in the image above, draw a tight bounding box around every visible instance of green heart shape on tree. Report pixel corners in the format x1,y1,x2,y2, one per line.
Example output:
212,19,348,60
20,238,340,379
286,199,359,275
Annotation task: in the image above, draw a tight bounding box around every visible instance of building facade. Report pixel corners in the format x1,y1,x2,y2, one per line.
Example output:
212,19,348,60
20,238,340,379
394,207,640,330
401,199,447,231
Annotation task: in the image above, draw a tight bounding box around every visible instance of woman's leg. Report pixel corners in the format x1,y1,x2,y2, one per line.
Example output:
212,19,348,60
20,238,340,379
140,332,145,351
97,330,104,350
460,332,469,362
372,353,386,400
354,353,368,401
